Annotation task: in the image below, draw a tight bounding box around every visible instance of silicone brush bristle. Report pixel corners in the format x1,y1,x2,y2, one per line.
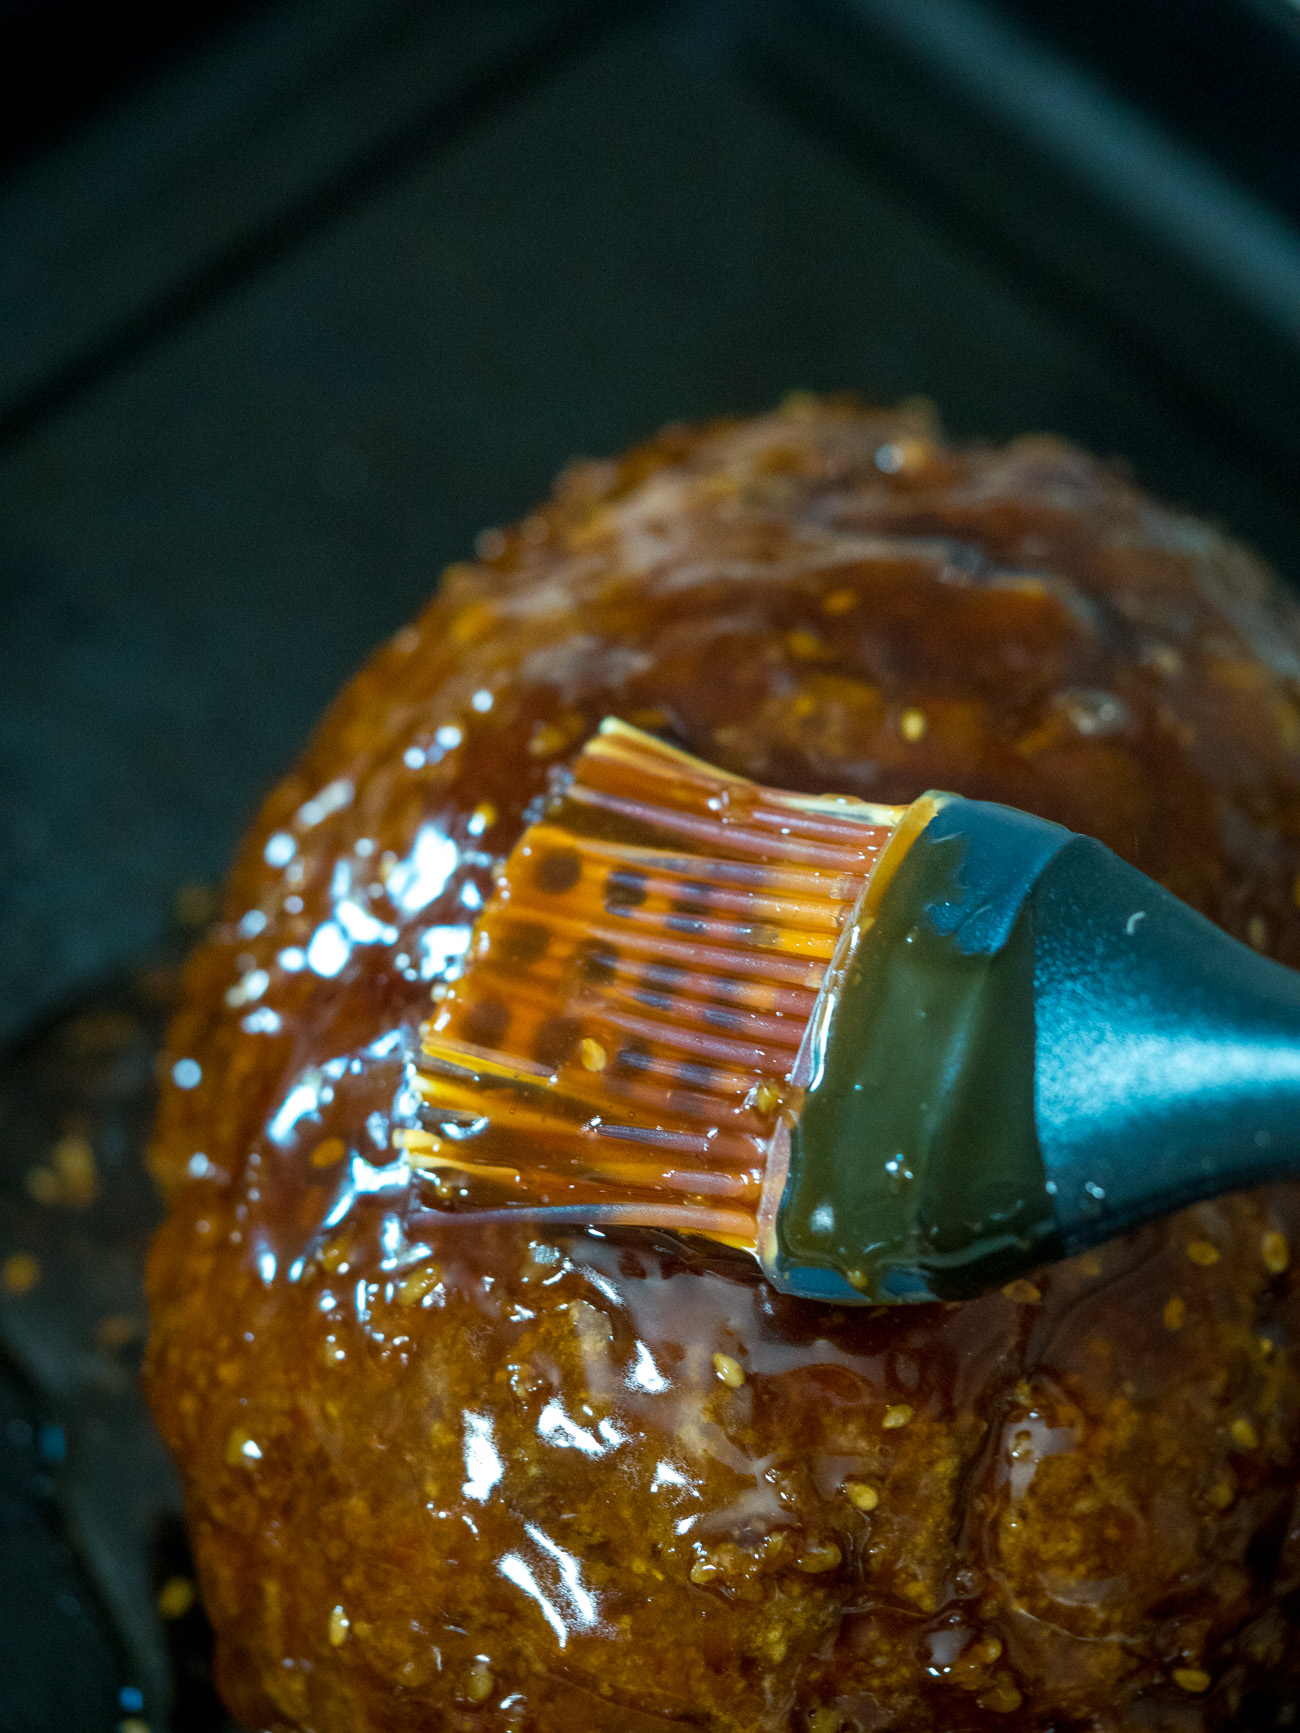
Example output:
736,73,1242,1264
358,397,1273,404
409,720,904,1250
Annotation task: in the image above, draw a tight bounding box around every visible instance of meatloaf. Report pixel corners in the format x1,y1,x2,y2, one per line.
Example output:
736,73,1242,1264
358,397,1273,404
145,397,1300,1732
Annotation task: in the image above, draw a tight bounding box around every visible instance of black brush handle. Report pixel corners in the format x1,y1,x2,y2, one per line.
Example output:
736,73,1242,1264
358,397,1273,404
769,796,1300,1304
1034,835,1300,1246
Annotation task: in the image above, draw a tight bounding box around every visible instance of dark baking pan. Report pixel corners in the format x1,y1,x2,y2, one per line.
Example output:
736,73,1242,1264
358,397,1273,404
1,0,1298,1725
0,0,270,178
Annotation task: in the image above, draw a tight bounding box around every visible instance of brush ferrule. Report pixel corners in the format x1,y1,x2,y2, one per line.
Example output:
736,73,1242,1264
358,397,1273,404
767,794,1071,1303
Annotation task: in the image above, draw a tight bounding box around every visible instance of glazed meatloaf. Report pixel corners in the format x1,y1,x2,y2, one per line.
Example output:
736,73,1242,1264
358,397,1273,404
145,397,1300,1732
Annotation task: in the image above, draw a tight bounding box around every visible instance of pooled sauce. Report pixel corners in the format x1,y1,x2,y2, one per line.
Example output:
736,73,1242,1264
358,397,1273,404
146,400,1300,1731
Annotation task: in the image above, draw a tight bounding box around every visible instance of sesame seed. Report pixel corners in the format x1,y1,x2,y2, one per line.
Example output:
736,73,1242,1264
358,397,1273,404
311,1137,346,1169
1163,1297,1186,1331
1173,1668,1211,1695
712,1352,745,1388
465,1661,494,1704
1002,1279,1041,1304
528,723,568,758
882,1404,913,1429
1186,1240,1221,1266
844,1481,879,1512
157,1577,195,1620
328,1605,350,1646
1262,1230,1290,1275
579,1038,608,1072
1231,1417,1259,1451
822,589,858,616
1248,915,1268,951
396,1264,440,1307
796,1540,842,1573
899,708,928,743
786,628,823,660
978,1675,1023,1714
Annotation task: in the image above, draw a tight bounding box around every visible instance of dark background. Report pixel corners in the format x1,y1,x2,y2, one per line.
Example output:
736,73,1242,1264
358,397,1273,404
1,1,1299,1726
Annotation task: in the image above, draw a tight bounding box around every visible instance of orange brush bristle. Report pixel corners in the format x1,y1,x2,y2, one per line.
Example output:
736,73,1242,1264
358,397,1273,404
408,719,904,1251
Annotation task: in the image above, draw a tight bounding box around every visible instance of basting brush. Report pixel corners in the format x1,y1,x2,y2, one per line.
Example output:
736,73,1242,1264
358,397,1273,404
404,719,1300,1304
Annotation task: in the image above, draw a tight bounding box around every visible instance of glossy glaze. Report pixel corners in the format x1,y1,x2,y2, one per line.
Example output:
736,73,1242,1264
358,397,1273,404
146,399,1300,1731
